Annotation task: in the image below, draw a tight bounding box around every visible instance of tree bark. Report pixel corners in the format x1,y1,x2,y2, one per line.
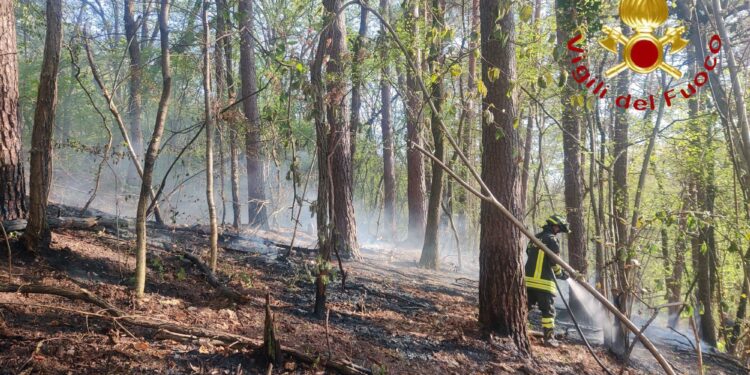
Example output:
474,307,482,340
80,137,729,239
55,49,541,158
611,35,632,356
311,0,360,316
311,25,330,317
326,0,359,260
555,0,587,275
216,0,242,229
478,0,530,355
0,1,26,222
349,4,367,167
419,0,446,270
24,0,62,251
124,0,145,186
135,0,172,298
380,0,396,235
239,0,269,228
729,245,750,352
202,0,219,271
404,0,426,246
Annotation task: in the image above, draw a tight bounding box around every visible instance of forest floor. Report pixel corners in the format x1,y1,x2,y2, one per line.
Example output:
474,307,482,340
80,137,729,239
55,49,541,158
0,206,744,374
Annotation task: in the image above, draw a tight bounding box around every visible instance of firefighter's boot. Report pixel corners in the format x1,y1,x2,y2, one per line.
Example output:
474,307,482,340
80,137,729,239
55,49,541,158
543,328,560,348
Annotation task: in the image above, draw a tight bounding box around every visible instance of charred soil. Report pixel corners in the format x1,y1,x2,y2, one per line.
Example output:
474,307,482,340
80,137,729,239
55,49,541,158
0,212,675,374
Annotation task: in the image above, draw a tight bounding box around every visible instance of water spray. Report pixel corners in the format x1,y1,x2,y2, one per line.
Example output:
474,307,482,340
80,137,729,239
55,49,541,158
554,275,613,375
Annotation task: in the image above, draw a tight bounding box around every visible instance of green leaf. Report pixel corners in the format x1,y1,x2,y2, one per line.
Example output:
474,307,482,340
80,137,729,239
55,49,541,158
488,67,501,83
477,80,488,98
450,64,462,77
520,5,533,23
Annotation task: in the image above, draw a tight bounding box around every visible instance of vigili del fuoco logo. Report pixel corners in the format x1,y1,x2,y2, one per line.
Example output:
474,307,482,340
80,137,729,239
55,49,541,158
565,0,723,111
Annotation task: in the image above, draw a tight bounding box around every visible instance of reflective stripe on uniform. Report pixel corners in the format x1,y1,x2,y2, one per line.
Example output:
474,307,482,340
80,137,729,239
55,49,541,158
534,251,545,278
541,317,555,328
525,276,557,294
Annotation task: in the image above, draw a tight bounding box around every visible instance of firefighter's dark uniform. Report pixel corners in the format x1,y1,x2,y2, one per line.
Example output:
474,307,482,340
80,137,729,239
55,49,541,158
525,226,564,332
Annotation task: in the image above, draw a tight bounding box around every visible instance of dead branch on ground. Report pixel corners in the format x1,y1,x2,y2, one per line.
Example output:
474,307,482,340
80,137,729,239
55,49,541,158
0,283,372,375
180,250,254,304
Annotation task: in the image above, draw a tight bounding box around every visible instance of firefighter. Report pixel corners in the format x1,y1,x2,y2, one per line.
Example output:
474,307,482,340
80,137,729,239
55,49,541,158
525,214,570,347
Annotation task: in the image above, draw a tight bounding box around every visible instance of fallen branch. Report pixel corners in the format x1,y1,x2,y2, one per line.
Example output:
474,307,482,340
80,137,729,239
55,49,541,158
268,241,318,254
4,217,130,232
181,251,252,304
0,283,371,375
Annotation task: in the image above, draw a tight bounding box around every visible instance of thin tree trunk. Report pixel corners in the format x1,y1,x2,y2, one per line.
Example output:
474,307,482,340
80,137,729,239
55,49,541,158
202,0,219,271
239,0,269,228
124,0,144,186
380,0,396,235
404,0,426,246
710,0,750,172
729,246,750,352
213,0,228,226
216,0,242,229
311,24,330,317
350,4,367,168
419,0,445,270
478,0,530,355
555,0,587,275
0,1,27,222
24,0,62,251
611,29,632,356
135,0,171,298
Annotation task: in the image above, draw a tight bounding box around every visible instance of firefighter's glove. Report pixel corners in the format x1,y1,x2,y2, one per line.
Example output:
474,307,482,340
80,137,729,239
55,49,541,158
573,271,586,282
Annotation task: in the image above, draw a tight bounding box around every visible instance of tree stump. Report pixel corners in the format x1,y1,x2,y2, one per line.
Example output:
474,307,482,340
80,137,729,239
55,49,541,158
261,292,282,367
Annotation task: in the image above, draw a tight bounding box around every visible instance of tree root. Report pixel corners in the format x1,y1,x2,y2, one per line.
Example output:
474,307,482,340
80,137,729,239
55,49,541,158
0,283,372,375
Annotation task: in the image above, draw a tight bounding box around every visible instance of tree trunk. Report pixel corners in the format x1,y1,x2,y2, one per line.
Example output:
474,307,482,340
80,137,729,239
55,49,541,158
349,4,367,168
681,13,718,345
202,0,219,271
729,245,750,353
611,30,632,356
216,0,242,229
24,0,62,251
555,0,587,276
135,0,171,298
419,0,446,270
404,0,426,246
0,1,26,222
239,0,269,228
124,0,144,186
311,20,330,318
709,0,750,175
456,0,479,247
311,0,358,316
380,0,396,236
478,0,530,355
326,0,359,260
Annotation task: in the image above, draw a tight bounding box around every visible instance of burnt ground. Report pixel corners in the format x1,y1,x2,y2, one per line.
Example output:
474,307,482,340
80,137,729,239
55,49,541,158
0,214,744,374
